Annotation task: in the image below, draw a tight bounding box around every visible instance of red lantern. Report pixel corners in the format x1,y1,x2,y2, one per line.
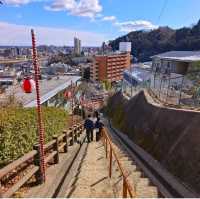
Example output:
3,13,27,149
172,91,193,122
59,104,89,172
22,77,35,93
64,90,72,99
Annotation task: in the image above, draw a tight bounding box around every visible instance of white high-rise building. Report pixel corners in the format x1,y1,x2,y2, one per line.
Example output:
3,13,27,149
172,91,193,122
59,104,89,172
74,37,81,55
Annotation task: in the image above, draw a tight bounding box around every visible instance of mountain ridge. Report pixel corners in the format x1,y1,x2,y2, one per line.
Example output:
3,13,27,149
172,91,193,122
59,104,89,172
109,20,200,62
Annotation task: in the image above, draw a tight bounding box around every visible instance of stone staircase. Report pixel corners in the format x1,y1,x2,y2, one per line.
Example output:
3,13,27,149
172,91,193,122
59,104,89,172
106,125,159,198
64,127,159,198
65,141,115,198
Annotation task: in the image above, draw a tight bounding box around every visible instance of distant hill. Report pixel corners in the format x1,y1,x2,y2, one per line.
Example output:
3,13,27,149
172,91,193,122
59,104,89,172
109,20,200,62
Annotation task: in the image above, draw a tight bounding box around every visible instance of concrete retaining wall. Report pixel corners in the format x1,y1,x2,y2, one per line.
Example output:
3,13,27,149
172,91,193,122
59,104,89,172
106,91,200,193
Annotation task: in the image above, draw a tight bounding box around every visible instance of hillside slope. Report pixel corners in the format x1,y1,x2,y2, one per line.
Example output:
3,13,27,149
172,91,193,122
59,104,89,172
106,91,200,193
109,20,200,61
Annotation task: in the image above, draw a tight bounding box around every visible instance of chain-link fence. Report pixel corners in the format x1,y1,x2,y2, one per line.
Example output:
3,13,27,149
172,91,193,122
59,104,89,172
150,71,200,107
122,79,150,98
122,70,200,108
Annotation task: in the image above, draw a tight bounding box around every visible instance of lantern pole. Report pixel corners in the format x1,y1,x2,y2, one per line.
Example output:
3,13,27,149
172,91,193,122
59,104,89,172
71,80,74,127
31,29,46,183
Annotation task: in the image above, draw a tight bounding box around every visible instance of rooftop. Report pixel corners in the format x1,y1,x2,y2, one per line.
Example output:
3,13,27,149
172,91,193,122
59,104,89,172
151,51,200,62
95,52,129,57
124,66,151,82
0,75,81,107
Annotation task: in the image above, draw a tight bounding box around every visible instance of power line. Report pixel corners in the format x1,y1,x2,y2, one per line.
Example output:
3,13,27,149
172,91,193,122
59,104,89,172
157,0,169,23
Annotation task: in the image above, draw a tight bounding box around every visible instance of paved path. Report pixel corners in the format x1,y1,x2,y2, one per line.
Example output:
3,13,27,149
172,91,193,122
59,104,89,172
67,141,115,198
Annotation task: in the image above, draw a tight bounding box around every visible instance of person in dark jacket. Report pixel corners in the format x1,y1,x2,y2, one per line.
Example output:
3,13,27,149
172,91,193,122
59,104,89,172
95,117,104,141
84,115,94,142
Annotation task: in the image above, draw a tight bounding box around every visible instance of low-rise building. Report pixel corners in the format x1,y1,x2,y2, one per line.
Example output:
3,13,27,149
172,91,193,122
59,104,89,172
151,51,200,75
151,51,200,105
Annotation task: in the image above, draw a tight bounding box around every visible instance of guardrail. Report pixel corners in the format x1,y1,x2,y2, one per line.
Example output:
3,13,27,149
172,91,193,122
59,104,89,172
0,123,84,198
102,128,135,198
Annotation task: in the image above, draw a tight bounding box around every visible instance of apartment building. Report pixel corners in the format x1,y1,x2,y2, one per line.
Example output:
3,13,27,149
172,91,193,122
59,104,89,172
91,52,131,82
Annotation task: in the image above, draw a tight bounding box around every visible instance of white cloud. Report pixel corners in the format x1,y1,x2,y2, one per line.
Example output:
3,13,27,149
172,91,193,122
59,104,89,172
102,16,116,22
115,20,158,32
2,0,50,6
0,21,107,46
2,0,31,5
46,0,102,19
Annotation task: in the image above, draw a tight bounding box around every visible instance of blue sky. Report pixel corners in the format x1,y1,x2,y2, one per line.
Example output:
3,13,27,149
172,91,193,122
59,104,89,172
0,0,200,46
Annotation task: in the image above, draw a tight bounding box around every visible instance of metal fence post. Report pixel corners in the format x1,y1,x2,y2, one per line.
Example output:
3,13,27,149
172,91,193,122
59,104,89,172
33,144,45,184
123,178,128,198
109,147,112,178
63,130,68,153
178,76,184,105
166,77,171,104
53,135,59,164
105,138,108,159
159,76,163,99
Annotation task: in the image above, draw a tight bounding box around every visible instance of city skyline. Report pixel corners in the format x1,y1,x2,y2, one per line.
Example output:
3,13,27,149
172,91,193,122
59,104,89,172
0,0,200,46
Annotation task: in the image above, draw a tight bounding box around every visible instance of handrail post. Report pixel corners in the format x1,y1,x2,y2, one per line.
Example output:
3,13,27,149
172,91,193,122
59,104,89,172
78,124,81,137
63,130,68,153
77,124,80,137
105,138,108,159
109,146,112,178
53,135,59,164
123,178,128,198
74,125,77,142
33,144,45,184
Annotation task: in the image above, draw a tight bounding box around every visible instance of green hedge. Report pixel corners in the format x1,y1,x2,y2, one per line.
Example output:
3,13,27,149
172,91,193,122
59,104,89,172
0,107,68,167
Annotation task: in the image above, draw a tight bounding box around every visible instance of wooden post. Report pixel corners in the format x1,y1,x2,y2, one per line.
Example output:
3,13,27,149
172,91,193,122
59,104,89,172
80,124,83,134
74,125,77,142
77,124,81,137
109,147,112,178
123,178,128,198
63,130,68,153
33,144,44,184
53,135,59,164
69,127,74,146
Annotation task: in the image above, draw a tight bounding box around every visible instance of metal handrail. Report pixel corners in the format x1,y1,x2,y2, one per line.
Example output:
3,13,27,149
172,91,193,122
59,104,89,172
102,128,135,198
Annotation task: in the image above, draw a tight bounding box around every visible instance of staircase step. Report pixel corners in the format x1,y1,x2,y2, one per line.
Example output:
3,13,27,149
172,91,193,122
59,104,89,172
136,186,159,198
127,171,142,186
136,178,150,187
80,166,107,171
67,186,92,198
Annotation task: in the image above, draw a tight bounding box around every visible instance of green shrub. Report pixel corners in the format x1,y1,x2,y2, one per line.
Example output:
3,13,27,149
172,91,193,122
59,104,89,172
0,107,68,167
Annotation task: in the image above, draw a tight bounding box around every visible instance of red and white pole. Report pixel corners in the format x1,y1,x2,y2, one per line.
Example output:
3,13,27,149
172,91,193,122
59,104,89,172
31,29,46,182
71,80,74,126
